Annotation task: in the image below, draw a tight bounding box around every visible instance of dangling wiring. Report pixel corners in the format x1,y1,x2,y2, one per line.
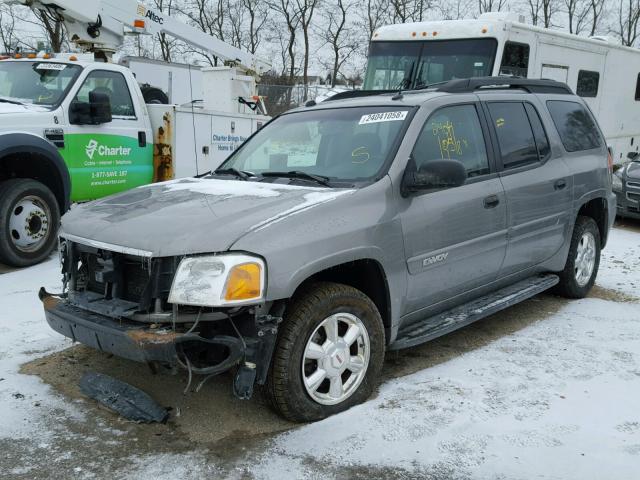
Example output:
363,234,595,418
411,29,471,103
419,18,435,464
195,313,246,393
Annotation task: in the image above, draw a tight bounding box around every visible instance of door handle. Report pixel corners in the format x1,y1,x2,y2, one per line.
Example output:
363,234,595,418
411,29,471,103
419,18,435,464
138,131,147,148
554,179,567,190
483,194,500,209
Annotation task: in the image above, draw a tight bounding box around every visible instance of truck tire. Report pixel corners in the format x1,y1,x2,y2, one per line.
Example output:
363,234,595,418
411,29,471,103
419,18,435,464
554,216,601,298
141,85,169,105
0,179,60,267
267,282,385,422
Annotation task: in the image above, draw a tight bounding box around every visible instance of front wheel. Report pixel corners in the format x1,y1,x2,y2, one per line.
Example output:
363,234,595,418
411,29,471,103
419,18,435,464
267,282,385,422
554,216,601,298
0,179,60,267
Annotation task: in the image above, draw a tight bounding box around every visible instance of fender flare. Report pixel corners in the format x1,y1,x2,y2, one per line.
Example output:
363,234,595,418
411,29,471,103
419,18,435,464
0,132,71,211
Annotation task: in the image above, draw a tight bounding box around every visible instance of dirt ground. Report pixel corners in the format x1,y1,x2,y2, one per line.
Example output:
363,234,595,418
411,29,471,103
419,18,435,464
3,220,640,479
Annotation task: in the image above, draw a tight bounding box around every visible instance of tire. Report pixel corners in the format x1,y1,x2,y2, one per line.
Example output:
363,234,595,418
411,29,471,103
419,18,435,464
554,216,601,298
267,282,385,422
140,85,169,105
0,178,60,267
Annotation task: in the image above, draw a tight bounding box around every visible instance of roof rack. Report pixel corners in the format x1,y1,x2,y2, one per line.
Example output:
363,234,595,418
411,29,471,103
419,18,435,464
324,89,394,102
435,77,573,94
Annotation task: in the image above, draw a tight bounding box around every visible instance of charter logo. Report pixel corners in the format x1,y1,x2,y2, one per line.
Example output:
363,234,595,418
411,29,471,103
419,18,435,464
85,139,132,159
85,139,98,160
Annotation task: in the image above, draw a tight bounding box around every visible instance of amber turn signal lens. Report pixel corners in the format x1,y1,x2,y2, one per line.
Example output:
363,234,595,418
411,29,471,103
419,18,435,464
224,263,262,301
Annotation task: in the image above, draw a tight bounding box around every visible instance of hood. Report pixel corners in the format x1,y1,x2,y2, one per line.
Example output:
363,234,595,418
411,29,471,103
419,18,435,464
61,178,355,257
0,102,50,115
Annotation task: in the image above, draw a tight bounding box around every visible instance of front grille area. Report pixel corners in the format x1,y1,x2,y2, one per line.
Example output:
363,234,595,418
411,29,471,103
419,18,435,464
68,241,177,311
627,192,640,204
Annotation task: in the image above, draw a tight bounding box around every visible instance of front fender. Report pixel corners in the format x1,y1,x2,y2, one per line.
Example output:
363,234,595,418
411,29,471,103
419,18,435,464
0,131,71,211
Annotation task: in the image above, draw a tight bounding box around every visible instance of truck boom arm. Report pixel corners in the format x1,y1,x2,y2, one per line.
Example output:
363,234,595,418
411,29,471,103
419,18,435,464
5,0,269,73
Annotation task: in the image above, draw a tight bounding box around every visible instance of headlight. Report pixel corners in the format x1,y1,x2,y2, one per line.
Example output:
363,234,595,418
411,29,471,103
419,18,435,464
168,254,266,307
612,173,623,192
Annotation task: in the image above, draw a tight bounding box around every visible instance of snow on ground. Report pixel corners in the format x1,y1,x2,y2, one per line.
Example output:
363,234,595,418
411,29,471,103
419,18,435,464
0,258,84,442
257,297,640,479
1,226,639,479
598,226,640,298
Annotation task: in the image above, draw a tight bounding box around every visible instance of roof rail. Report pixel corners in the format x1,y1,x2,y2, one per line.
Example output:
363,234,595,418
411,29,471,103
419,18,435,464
436,77,573,94
323,89,394,102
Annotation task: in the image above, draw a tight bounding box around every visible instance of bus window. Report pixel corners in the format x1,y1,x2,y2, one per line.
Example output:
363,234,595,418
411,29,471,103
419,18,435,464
500,42,529,77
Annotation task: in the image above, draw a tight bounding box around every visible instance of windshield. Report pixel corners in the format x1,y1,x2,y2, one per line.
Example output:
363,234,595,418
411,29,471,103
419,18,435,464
0,62,82,106
219,106,413,184
363,39,497,90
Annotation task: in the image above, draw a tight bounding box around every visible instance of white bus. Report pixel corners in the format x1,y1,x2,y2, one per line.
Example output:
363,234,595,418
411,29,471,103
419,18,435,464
364,12,640,164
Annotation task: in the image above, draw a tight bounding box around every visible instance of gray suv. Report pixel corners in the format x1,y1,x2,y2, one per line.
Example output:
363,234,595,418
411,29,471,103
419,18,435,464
41,78,616,422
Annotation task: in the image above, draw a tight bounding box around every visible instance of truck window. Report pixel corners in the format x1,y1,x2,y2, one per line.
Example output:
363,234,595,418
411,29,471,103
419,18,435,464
488,102,539,168
546,100,602,152
0,62,81,107
363,39,496,90
499,42,529,77
412,104,490,178
524,103,551,160
73,70,136,118
635,73,640,100
576,70,599,97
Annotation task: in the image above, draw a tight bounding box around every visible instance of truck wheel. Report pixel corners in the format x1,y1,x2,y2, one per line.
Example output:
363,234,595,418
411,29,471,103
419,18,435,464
554,216,601,298
141,85,169,105
0,179,60,267
267,282,385,422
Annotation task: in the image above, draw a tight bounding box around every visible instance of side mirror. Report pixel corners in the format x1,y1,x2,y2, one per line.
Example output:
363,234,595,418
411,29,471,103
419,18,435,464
401,158,467,196
69,91,112,125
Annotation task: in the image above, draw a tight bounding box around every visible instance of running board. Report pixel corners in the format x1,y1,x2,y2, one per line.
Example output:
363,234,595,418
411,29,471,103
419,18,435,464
389,274,559,351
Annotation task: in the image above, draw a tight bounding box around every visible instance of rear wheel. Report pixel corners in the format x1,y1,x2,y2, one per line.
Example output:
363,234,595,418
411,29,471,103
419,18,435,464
554,216,601,298
267,282,385,422
0,179,60,267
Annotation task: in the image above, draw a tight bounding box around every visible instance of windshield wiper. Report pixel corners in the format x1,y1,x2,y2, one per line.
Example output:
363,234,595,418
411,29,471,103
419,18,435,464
212,168,255,180
261,171,332,187
0,96,24,106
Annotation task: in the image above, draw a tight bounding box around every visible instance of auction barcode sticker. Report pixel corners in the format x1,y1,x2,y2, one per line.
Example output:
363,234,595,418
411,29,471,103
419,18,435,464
359,111,408,125
35,63,67,71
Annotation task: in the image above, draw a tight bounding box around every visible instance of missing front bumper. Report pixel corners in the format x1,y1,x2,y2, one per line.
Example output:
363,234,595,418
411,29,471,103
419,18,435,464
39,288,244,372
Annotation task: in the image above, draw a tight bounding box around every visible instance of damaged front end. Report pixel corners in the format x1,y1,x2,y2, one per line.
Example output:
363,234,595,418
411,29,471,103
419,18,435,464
41,236,281,399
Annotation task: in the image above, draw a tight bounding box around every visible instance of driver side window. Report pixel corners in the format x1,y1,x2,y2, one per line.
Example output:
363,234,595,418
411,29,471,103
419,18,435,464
72,70,136,118
412,104,490,178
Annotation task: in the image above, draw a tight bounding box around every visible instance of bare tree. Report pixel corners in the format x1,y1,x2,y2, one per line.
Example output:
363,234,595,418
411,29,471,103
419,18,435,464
565,0,591,34
180,0,227,66
526,0,559,27
241,0,269,54
295,0,319,96
478,0,507,14
438,0,475,20
0,4,18,53
34,9,65,52
320,0,358,86
589,0,605,35
267,0,300,82
615,0,640,46
152,0,178,62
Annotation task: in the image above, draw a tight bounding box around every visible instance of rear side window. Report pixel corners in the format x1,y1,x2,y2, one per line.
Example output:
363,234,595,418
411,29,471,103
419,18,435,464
636,73,640,100
499,42,529,77
524,103,551,160
576,70,599,97
412,104,490,178
546,100,601,152
488,102,539,168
